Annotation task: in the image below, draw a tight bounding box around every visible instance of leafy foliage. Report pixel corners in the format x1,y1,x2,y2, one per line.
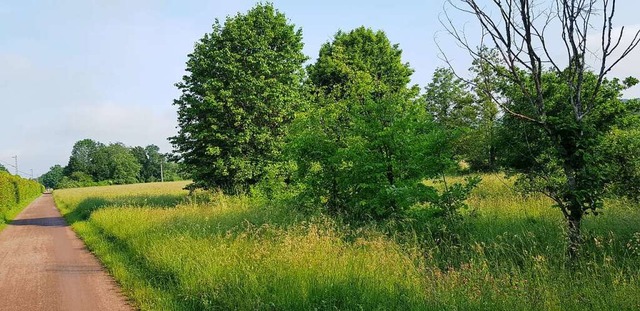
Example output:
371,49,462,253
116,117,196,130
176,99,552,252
39,165,64,189
422,67,477,170
64,139,103,176
50,139,180,189
499,71,635,210
170,3,307,194
289,27,465,221
0,171,43,224
131,145,166,182
91,143,141,185
496,68,638,256
307,27,414,98
600,119,640,201
466,47,502,171
290,93,451,220
423,67,476,131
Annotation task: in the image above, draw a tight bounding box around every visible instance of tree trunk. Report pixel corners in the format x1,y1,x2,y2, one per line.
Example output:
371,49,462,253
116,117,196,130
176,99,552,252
384,146,397,212
489,145,496,170
559,139,584,261
567,211,582,261
329,173,339,214
488,124,496,171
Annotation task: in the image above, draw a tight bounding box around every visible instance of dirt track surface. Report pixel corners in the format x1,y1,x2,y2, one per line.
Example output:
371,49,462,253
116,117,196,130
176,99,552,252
0,194,131,311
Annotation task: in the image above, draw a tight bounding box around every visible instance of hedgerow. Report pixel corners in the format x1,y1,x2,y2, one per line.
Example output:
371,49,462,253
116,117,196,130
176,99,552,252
0,171,43,224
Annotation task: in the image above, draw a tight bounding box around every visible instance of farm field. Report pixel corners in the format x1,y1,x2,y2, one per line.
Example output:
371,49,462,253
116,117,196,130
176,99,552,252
53,176,640,310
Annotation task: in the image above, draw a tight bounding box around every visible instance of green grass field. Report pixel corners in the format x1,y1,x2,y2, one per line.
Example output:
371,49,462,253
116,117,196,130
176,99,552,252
53,176,640,310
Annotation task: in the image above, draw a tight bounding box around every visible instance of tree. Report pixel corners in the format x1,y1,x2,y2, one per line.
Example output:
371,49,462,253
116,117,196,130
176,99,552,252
422,67,477,168
599,98,640,201
92,143,141,184
170,3,307,193
64,139,103,176
467,47,503,171
308,27,414,99
130,145,164,182
424,67,476,130
130,146,148,180
159,156,183,182
39,165,64,189
444,0,640,258
144,145,164,182
291,93,451,220
0,164,7,173
291,27,455,220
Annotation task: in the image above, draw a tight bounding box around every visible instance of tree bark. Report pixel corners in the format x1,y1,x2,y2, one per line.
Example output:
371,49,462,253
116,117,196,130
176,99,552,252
559,139,584,261
567,210,583,261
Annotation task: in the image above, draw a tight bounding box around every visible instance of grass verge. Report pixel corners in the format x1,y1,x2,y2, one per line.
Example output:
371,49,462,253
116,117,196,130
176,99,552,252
54,177,640,310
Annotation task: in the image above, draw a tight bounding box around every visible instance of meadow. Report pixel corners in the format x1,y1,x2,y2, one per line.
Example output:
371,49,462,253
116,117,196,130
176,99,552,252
53,176,640,310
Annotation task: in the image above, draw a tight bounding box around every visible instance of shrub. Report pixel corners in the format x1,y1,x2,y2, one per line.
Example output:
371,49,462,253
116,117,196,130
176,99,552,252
0,171,43,223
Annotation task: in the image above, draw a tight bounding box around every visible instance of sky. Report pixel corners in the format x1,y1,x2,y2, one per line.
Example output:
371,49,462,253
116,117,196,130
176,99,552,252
1,0,639,177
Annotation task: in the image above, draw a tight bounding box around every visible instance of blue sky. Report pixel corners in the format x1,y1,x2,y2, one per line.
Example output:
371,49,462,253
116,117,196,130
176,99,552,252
1,0,639,177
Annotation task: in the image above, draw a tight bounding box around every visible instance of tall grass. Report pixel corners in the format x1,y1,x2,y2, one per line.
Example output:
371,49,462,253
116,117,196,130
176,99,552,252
54,177,640,310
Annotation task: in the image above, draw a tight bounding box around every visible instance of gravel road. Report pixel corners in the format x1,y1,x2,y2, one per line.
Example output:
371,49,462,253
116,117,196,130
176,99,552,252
0,194,131,311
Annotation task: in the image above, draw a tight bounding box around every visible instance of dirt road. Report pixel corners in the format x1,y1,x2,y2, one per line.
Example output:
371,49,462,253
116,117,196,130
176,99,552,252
0,194,131,311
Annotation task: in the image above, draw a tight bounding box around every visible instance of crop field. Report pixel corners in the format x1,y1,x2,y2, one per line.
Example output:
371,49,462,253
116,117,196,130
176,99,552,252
53,176,640,310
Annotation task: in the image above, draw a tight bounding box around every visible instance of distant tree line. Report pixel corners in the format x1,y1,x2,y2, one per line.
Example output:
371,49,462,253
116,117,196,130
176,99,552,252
39,139,182,189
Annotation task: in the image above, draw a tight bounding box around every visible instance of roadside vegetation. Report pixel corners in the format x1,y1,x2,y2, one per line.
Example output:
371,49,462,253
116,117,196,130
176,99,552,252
51,1,640,310
0,171,44,229
54,178,640,310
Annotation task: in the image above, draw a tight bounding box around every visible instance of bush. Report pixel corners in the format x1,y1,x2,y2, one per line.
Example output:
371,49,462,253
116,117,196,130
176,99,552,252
0,172,43,223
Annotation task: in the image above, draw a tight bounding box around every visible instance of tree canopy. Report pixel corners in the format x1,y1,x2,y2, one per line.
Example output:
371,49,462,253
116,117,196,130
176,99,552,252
445,0,640,257
39,165,64,189
289,27,456,220
170,3,307,194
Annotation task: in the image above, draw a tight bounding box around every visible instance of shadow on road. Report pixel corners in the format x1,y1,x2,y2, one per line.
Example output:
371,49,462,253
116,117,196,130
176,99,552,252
10,217,68,227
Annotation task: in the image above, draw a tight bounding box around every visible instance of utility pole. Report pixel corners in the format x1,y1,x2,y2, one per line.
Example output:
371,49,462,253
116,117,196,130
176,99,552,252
11,155,17,176
160,159,164,182
30,169,34,180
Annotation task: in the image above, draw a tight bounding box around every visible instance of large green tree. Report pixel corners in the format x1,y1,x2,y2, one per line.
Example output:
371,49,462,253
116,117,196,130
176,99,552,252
64,139,103,176
308,27,414,99
39,165,64,189
467,47,502,171
291,27,453,220
422,67,477,168
170,3,307,193
92,143,141,184
423,67,476,131
131,145,165,182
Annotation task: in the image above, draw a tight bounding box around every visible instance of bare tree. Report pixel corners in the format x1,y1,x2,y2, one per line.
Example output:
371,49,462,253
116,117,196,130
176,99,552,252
441,0,640,259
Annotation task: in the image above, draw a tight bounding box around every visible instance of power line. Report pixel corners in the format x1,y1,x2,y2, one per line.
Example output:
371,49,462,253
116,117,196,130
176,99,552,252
0,158,33,177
